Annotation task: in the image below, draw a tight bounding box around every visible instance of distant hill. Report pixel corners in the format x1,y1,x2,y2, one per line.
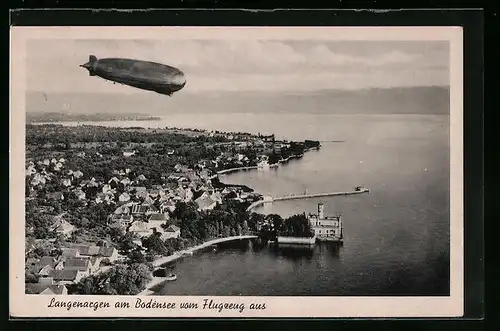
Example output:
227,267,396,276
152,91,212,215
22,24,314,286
26,86,449,116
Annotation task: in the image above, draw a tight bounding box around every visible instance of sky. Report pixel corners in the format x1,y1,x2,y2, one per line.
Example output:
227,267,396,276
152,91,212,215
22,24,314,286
26,39,449,94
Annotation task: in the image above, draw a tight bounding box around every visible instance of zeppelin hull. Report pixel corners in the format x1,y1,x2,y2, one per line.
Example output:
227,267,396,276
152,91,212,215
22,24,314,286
80,55,186,96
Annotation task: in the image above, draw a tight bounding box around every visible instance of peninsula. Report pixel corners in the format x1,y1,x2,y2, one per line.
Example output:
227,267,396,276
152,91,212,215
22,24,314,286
24,124,321,296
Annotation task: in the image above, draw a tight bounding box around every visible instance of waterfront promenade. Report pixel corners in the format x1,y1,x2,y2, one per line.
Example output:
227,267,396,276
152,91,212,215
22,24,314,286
246,188,370,212
138,235,258,295
151,235,258,268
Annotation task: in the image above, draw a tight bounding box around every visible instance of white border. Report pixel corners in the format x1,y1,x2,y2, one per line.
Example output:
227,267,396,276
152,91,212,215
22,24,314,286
10,26,463,318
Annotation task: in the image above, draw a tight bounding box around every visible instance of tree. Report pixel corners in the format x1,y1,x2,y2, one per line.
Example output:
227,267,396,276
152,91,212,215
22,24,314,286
142,233,168,256
118,232,139,255
127,248,147,264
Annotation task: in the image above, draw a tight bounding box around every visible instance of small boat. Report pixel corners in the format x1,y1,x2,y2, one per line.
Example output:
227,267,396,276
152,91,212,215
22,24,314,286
181,251,193,256
165,273,177,281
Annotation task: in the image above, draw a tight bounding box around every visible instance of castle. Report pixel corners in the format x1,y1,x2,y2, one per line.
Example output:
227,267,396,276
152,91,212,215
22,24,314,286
308,202,343,242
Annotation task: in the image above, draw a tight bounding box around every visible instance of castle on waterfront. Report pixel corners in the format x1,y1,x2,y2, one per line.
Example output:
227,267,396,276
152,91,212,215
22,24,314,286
276,202,343,245
308,202,343,242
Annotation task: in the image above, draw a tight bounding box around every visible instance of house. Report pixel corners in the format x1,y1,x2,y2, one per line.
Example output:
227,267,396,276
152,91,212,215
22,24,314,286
95,192,114,204
130,204,151,215
73,189,86,200
32,256,64,278
61,248,81,259
119,192,131,202
148,213,168,223
130,187,148,199
137,174,147,181
160,200,176,214
110,214,134,227
102,184,112,193
63,258,92,275
50,219,75,238
129,219,167,239
67,244,101,257
98,246,119,262
108,177,120,187
128,221,151,238
26,165,37,176
148,189,160,198
50,269,86,285
47,192,64,201
195,195,217,211
26,284,68,295
114,205,131,215
120,178,132,186
62,178,72,187
185,188,194,201
31,173,47,186
163,225,181,239
123,150,136,157
72,170,83,179
53,162,63,172
210,191,222,204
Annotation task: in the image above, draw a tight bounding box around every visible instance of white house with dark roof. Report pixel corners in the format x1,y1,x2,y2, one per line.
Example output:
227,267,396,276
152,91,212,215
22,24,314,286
73,189,86,200
119,192,131,202
50,269,87,285
123,150,136,157
195,195,217,211
50,218,75,238
163,225,181,239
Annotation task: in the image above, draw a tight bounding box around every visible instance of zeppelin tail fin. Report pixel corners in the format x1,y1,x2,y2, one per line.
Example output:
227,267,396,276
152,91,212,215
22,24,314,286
80,55,98,76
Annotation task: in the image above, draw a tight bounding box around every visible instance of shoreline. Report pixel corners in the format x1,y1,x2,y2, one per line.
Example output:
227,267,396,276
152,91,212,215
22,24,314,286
151,235,258,268
139,235,258,296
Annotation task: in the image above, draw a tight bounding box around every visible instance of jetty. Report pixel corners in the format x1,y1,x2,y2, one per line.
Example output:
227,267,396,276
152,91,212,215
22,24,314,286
246,188,369,212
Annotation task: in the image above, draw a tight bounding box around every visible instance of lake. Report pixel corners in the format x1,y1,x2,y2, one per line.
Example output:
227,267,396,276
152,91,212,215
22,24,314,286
48,113,450,296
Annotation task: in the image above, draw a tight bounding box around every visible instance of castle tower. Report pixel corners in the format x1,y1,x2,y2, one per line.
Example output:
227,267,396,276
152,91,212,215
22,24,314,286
318,202,324,219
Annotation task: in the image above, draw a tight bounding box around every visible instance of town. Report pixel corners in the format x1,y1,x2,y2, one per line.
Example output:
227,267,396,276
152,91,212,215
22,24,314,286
25,124,321,295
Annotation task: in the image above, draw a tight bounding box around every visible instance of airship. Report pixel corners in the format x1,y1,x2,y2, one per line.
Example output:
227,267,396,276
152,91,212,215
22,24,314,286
80,55,186,96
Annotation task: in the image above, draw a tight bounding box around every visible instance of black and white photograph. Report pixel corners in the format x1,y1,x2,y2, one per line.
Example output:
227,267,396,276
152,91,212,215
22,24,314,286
10,26,464,318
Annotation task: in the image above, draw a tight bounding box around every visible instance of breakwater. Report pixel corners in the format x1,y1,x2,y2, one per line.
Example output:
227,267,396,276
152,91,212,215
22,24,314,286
246,189,369,212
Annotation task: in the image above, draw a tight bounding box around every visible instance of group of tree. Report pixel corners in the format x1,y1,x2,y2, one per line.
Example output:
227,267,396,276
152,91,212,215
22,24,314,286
257,213,314,239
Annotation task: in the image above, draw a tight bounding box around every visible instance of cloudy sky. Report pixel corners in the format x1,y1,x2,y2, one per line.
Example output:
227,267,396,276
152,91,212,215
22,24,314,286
27,39,449,94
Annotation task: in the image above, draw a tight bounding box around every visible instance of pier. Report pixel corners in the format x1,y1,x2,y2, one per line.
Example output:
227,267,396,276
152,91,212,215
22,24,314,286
246,188,369,212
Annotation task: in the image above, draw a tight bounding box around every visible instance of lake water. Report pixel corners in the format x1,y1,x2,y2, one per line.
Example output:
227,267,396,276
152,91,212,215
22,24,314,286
50,113,450,296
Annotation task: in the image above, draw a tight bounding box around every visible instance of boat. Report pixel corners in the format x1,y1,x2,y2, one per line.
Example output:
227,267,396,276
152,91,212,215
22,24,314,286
165,273,177,281
181,251,193,256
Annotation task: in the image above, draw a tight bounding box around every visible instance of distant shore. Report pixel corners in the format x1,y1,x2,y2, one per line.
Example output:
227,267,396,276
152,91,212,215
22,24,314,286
27,112,161,123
